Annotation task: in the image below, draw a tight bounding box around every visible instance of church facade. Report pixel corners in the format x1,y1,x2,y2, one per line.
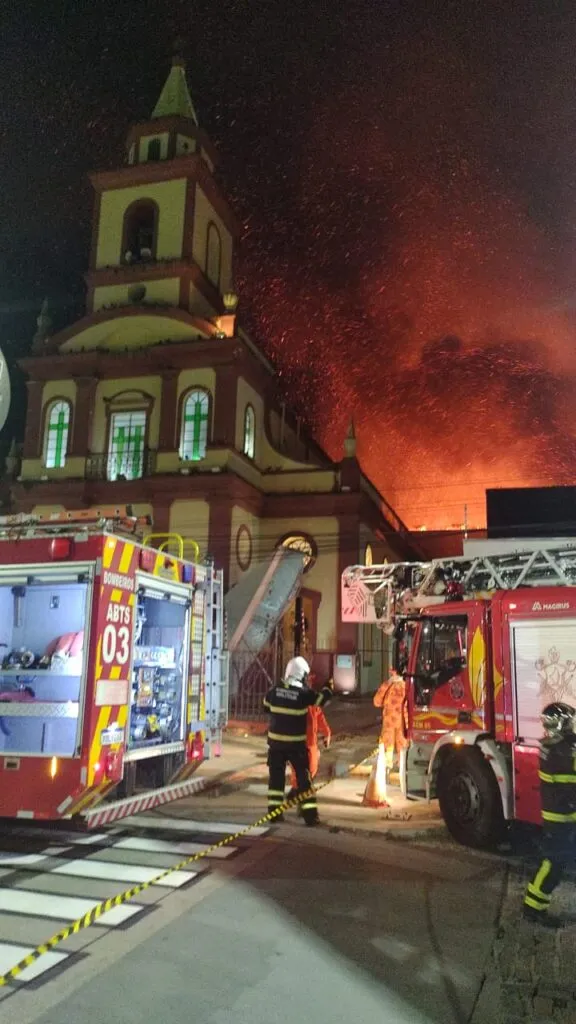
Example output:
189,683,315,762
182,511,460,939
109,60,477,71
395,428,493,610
12,56,417,701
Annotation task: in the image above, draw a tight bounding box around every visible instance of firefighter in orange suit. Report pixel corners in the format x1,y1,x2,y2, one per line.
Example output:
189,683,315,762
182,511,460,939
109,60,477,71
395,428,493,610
373,669,408,768
288,699,332,794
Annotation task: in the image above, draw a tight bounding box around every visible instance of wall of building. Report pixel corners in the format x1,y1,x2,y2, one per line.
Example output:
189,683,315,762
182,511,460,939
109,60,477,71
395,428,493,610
192,186,233,293
96,178,187,268
229,505,261,587
93,278,181,312
168,499,210,559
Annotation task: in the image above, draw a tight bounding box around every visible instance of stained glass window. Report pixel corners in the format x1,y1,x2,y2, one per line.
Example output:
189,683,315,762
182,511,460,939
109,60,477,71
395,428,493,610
107,410,146,481
180,390,209,461
44,401,71,468
243,405,255,459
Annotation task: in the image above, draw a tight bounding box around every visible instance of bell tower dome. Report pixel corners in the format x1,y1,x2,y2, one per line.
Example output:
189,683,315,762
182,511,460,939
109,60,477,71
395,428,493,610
85,48,240,324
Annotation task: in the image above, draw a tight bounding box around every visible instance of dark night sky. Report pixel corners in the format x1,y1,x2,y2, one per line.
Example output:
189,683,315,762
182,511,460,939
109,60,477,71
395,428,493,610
2,1,576,528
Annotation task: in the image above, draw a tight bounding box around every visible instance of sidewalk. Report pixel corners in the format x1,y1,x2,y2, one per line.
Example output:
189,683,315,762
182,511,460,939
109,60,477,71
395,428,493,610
472,864,576,1023
185,719,445,839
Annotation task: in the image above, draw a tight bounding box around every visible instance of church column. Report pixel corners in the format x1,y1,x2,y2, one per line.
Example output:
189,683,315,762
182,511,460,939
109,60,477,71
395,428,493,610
158,371,180,451
22,381,44,458
212,365,238,448
208,500,232,590
337,514,360,653
70,377,97,456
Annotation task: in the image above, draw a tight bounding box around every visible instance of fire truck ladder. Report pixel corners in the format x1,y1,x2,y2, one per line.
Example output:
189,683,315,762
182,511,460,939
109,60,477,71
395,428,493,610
342,542,576,626
0,506,152,541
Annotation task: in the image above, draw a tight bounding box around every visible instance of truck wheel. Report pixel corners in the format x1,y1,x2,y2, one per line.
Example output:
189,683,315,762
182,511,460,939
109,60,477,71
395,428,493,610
437,748,504,848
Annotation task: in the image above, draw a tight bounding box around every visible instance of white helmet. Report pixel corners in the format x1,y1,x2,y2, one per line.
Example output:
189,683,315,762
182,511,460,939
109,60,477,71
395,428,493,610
284,656,311,685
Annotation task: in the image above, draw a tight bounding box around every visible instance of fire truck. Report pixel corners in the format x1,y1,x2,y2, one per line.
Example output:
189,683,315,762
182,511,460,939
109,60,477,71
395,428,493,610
0,506,227,828
342,542,576,847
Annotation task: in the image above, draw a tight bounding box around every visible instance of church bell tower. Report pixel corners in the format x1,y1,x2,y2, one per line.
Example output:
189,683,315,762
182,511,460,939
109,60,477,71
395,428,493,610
85,49,240,322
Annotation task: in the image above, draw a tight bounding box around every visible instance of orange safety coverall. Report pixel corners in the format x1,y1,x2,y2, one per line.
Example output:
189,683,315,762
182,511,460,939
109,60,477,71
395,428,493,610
289,705,331,787
373,672,408,767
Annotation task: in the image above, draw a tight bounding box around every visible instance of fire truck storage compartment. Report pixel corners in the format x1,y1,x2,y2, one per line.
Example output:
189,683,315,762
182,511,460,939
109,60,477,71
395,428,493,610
129,581,191,753
510,617,576,824
0,571,91,757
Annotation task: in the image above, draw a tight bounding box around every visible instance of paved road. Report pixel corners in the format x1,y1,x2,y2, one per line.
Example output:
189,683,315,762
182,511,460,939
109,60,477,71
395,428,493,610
0,819,506,1024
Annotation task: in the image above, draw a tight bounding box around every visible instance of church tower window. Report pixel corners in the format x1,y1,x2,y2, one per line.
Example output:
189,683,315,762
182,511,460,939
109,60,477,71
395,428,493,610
179,389,209,461
243,404,255,460
147,138,162,161
44,400,71,468
122,200,158,262
107,410,147,480
206,222,222,288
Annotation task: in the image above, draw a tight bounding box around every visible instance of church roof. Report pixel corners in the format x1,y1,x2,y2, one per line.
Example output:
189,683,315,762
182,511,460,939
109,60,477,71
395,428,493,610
152,57,198,123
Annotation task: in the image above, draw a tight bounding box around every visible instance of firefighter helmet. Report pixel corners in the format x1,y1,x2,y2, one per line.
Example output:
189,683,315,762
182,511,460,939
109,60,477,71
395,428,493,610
541,703,576,736
284,656,311,685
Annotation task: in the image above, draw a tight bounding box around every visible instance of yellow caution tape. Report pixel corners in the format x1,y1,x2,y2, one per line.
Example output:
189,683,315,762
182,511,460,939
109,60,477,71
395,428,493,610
0,742,378,986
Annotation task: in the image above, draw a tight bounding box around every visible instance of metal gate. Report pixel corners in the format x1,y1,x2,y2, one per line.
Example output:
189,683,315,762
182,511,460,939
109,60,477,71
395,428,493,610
229,625,285,720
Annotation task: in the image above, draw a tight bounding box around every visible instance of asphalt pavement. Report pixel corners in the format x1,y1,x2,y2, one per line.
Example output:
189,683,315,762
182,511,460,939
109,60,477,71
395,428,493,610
1,822,506,1024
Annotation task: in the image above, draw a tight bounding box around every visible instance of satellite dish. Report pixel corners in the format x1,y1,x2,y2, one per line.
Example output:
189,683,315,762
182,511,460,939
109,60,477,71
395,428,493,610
0,349,11,433
225,547,305,658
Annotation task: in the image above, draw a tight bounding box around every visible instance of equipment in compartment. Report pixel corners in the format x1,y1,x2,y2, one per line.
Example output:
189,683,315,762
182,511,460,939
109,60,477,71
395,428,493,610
129,591,187,748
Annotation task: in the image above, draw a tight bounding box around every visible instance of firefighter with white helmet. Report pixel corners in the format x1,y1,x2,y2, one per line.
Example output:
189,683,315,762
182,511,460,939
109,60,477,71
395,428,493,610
523,702,576,927
263,655,333,826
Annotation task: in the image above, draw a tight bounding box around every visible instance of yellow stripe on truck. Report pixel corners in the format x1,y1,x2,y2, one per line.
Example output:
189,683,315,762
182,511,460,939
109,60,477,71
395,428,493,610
118,542,134,575
103,538,117,569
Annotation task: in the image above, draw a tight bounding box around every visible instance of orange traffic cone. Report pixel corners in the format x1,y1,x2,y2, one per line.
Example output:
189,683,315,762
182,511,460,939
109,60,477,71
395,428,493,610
362,743,390,808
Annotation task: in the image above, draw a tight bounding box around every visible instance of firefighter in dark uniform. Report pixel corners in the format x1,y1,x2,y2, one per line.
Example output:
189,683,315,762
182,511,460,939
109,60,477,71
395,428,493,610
263,655,333,826
523,702,576,927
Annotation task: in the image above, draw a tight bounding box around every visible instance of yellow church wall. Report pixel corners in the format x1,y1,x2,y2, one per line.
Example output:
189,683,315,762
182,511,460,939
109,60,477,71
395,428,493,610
20,457,86,481
91,375,162,453
188,283,218,319
259,516,339,651
168,500,210,559
41,380,77,406
96,178,187,268
235,378,320,477
92,278,181,312
229,505,261,587
262,469,336,494
61,315,205,353
176,134,196,157
192,186,233,292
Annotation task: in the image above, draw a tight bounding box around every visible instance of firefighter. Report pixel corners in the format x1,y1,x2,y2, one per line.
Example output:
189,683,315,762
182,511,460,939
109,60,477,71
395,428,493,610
373,668,408,770
523,702,576,927
263,656,333,826
287,677,332,799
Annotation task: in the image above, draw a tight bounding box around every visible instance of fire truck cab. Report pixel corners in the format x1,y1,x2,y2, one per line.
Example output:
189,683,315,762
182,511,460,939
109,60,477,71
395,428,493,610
0,506,227,828
342,542,576,847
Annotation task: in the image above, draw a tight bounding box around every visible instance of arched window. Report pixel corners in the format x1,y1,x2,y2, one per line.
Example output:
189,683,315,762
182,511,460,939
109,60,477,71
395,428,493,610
206,222,222,288
107,409,147,481
122,200,158,262
147,138,162,161
243,404,255,460
180,389,210,461
44,400,71,468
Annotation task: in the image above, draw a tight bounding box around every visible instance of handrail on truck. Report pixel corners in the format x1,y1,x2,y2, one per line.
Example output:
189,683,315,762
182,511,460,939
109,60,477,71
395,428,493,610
143,533,200,564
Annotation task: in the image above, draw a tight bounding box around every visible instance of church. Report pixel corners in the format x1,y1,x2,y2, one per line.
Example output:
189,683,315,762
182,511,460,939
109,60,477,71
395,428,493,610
12,54,417,705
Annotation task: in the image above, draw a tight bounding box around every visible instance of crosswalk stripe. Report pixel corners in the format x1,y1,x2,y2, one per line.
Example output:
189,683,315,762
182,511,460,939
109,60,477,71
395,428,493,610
0,942,67,984
50,858,197,888
127,815,270,837
0,889,143,926
113,836,236,858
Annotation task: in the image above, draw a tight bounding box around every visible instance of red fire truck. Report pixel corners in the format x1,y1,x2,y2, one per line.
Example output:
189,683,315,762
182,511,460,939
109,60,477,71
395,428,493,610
342,542,576,847
0,506,227,828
